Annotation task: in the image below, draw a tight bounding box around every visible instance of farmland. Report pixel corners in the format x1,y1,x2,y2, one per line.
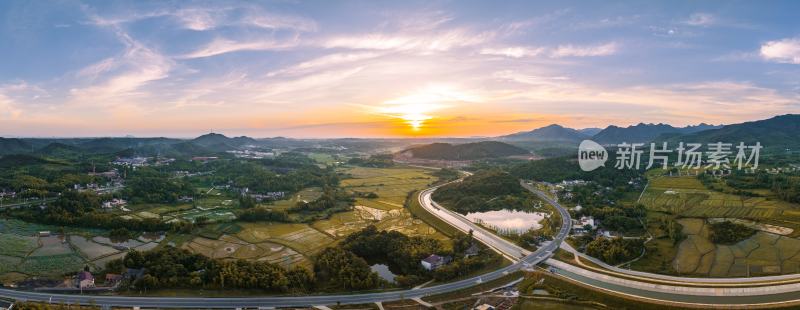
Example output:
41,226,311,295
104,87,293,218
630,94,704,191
0,218,168,284
671,218,800,277
634,173,800,276
639,175,800,234
171,166,449,269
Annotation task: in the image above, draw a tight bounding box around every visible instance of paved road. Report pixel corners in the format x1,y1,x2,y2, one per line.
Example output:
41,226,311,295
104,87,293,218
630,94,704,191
548,259,800,308
525,184,800,286
0,178,572,308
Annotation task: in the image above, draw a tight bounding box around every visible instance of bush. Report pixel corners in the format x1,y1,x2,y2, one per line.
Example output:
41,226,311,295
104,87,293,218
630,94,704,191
708,221,755,244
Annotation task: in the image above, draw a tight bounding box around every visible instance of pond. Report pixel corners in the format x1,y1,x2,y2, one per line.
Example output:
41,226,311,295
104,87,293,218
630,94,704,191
465,209,548,235
370,264,397,283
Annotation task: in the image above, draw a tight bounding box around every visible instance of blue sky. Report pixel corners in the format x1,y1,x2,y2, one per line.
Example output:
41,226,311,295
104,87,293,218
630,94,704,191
0,0,799,138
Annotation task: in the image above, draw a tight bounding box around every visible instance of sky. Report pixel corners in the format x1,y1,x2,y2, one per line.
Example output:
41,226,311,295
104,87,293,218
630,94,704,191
1,0,799,138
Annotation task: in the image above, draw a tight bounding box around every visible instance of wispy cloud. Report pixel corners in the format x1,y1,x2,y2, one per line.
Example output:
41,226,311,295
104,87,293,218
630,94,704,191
684,13,715,26
480,47,544,58
71,11,173,106
481,42,618,58
761,37,800,64
88,5,317,32
321,29,494,52
181,37,300,59
551,42,618,57
492,71,569,86
267,52,382,77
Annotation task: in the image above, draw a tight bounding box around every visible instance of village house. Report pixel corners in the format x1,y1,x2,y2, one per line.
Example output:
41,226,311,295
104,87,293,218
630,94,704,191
113,157,149,167
421,254,452,270
0,190,16,199
102,198,127,210
76,271,95,288
571,216,596,235
251,192,286,202
596,229,620,239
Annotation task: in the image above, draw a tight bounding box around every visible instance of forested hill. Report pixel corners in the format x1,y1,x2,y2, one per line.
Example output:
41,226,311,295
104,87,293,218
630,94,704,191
665,114,800,148
0,137,33,155
509,156,642,188
432,170,530,213
500,124,588,142
403,141,529,160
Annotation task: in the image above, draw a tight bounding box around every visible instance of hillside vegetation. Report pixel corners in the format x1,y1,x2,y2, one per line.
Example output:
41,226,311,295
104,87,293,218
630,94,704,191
669,114,800,149
433,170,534,213
406,141,529,160
501,124,588,142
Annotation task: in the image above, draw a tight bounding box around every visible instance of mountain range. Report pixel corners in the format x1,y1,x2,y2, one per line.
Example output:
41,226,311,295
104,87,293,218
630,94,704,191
664,114,800,148
497,114,799,149
591,122,721,144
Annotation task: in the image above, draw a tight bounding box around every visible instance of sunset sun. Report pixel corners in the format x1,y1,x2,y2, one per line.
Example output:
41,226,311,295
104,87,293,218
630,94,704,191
378,85,480,132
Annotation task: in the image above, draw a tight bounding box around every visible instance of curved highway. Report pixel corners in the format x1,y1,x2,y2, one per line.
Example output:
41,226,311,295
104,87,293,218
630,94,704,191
0,177,572,308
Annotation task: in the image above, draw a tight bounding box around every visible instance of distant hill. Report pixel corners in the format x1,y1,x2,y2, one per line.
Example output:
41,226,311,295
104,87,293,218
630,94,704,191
578,128,603,136
668,114,800,148
77,137,180,153
403,141,529,160
191,133,257,150
592,123,722,144
0,138,32,155
501,124,588,142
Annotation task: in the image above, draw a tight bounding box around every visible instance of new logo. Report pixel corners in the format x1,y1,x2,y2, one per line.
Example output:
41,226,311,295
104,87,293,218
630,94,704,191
578,140,607,172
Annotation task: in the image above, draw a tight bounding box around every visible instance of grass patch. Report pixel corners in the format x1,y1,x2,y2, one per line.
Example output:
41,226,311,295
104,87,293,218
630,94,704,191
406,190,459,237
0,233,39,257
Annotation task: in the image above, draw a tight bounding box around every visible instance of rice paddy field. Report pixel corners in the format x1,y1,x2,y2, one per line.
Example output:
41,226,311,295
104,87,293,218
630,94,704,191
639,175,800,234
0,218,164,284
126,194,240,224
671,218,800,277
175,166,451,267
269,187,323,210
634,174,800,276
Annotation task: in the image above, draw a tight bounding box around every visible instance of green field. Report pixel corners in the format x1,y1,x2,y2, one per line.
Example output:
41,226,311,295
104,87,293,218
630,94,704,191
269,187,322,210
635,174,800,276
18,254,86,277
668,218,800,277
639,176,800,232
0,233,39,257
177,165,450,267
